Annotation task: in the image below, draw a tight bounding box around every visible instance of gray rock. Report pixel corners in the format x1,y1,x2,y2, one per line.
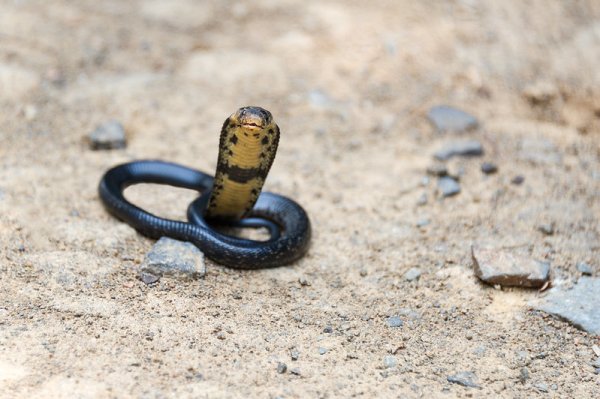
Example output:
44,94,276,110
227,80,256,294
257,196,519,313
404,267,422,281
290,348,300,361
383,355,398,369
434,140,484,161
532,277,600,336
534,382,549,393
577,262,593,276
89,120,126,150
318,347,328,355
386,316,403,328
289,368,301,376
447,371,480,388
426,163,448,176
276,362,287,374
140,237,206,280
481,162,498,174
427,105,479,133
323,325,333,333
471,246,550,288
438,177,461,197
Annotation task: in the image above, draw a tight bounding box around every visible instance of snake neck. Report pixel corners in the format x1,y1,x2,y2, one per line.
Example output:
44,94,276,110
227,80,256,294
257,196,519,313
206,111,280,221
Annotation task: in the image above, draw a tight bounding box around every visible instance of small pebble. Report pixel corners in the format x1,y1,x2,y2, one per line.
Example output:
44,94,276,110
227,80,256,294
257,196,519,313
404,267,422,281
323,325,333,333
290,368,301,376
89,119,126,150
447,371,480,388
386,316,403,328
383,355,398,369
438,177,461,197
537,223,555,236
298,277,311,286
276,362,287,374
481,162,498,174
140,272,160,285
576,262,593,276
318,347,328,355
416,193,428,206
511,175,525,185
427,105,479,133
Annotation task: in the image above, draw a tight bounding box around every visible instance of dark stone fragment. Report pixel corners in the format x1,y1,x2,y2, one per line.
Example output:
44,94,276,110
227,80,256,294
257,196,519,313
481,162,498,174
511,175,525,185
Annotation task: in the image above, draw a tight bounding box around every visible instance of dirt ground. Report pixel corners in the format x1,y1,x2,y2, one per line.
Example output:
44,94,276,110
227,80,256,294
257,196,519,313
1,1,599,398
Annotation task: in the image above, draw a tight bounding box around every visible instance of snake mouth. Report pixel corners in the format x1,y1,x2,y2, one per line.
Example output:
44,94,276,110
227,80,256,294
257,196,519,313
241,122,264,129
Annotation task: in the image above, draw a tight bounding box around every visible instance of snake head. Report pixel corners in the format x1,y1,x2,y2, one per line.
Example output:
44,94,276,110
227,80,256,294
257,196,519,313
232,106,273,130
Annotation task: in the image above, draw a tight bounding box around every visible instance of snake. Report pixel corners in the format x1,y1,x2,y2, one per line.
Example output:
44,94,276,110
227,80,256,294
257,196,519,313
98,107,311,269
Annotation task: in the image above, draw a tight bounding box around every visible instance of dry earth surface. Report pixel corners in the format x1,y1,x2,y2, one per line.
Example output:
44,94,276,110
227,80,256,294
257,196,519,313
1,1,599,398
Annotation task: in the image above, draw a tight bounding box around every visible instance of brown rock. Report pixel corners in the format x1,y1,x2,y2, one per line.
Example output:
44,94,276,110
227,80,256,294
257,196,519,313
471,246,550,288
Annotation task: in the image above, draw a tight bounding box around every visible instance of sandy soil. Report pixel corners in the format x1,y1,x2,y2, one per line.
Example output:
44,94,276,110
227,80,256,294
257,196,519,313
1,1,599,398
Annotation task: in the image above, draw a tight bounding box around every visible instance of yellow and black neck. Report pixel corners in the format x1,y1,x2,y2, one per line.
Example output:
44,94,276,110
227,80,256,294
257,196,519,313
205,106,280,221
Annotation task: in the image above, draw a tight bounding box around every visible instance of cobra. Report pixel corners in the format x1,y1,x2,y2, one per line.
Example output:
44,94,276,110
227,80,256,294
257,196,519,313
98,107,311,269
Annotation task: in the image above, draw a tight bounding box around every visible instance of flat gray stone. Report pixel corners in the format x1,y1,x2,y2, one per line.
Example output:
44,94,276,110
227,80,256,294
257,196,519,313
427,105,479,133
471,246,550,288
89,119,126,150
532,277,600,336
141,237,206,280
447,371,480,388
434,140,484,161
438,176,461,197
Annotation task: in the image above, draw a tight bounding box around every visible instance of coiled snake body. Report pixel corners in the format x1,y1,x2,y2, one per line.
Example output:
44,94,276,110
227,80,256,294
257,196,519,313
98,107,311,269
